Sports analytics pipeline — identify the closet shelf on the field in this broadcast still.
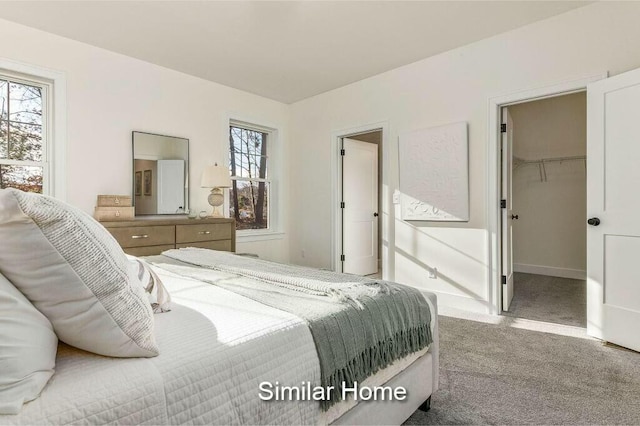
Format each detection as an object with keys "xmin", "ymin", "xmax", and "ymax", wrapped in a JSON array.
[{"xmin": 513, "ymin": 155, "xmax": 586, "ymax": 182}]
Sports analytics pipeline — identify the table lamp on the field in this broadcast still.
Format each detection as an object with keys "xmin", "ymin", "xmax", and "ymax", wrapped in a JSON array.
[{"xmin": 200, "ymin": 163, "xmax": 231, "ymax": 217}]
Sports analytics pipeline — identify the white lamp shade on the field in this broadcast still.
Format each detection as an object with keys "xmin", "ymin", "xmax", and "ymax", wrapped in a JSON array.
[{"xmin": 201, "ymin": 163, "xmax": 231, "ymax": 188}]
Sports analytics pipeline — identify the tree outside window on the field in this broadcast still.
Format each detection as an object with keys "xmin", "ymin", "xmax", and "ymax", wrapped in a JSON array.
[
  {"xmin": 0, "ymin": 77, "xmax": 45, "ymax": 193},
  {"xmin": 229, "ymin": 124, "xmax": 269, "ymax": 230}
]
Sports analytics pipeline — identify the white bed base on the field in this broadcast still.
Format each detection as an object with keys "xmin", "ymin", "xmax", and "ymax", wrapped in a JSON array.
[{"xmin": 332, "ymin": 293, "xmax": 439, "ymax": 425}]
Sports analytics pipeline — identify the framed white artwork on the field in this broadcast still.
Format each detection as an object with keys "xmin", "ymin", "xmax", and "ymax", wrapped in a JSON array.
[{"xmin": 398, "ymin": 122, "xmax": 469, "ymax": 221}]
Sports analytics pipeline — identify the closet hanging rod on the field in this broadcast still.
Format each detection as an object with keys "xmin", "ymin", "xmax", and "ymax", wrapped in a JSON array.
[
  {"xmin": 513, "ymin": 155, "xmax": 586, "ymax": 182},
  {"xmin": 517, "ymin": 155, "xmax": 586, "ymax": 164}
]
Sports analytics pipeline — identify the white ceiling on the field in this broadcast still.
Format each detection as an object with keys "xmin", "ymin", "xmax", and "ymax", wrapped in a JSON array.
[{"xmin": 0, "ymin": 1, "xmax": 591, "ymax": 103}]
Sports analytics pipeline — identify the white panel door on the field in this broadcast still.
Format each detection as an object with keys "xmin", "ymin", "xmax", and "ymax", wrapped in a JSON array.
[
  {"xmin": 587, "ymin": 67, "xmax": 640, "ymax": 351},
  {"xmin": 343, "ymin": 138, "xmax": 379, "ymax": 276},
  {"xmin": 501, "ymin": 108, "xmax": 514, "ymax": 311},
  {"xmin": 157, "ymin": 159, "xmax": 185, "ymax": 214}
]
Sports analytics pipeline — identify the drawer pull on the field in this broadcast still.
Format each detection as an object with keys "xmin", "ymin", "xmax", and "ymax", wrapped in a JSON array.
[
  {"xmin": 131, "ymin": 234, "xmax": 149, "ymax": 239},
  {"xmin": 198, "ymin": 231, "xmax": 211, "ymax": 235}
]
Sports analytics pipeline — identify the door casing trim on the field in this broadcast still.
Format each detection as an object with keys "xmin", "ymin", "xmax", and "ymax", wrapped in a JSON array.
[
  {"xmin": 486, "ymin": 73, "xmax": 606, "ymax": 315},
  {"xmin": 331, "ymin": 122, "xmax": 388, "ymax": 277}
]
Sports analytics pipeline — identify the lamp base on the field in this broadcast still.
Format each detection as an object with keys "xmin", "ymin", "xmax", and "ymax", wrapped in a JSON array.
[{"xmin": 207, "ymin": 187, "xmax": 225, "ymax": 218}]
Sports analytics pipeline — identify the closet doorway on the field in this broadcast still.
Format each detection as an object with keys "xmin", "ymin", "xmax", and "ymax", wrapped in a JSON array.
[
  {"xmin": 501, "ymin": 92, "xmax": 587, "ymax": 328},
  {"xmin": 339, "ymin": 130, "xmax": 383, "ymax": 278}
]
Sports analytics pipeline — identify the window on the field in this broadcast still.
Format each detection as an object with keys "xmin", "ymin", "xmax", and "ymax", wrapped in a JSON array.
[
  {"xmin": 229, "ymin": 122, "xmax": 271, "ymax": 231},
  {"xmin": 0, "ymin": 74, "xmax": 48, "ymax": 194}
]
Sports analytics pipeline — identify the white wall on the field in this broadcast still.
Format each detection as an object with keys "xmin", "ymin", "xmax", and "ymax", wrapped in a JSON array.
[
  {"xmin": 510, "ymin": 93, "xmax": 586, "ymax": 279},
  {"xmin": 0, "ymin": 18, "xmax": 290, "ymax": 261},
  {"xmin": 289, "ymin": 2, "xmax": 640, "ymax": 313}
]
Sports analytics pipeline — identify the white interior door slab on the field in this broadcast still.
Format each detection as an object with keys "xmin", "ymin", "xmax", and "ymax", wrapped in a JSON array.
[
  {"xmin": 587, "ymin": 67, "xmax": 640, "ymax": 351},
  {"xmin": 157, "ymin": 159, "xmax": 185, "ymax": 214},
  {"xmin": 501, "ymin": 108, "xmax": 514, "ymax": 311},
  {"xmin": 342, "ymin": 138, "xmax": 378, "ymax": 276}
]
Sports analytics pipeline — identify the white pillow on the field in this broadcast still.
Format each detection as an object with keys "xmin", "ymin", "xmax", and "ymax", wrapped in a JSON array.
[
  {"xmin": 0, "ymin": 189, "xmax": 158, "ymax": 358},
  {"xmin": 0, "ymin": 271, "xmax": 57, "ymax": 415}
]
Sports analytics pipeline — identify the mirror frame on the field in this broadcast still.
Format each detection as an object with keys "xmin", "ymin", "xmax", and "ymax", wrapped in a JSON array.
[{"xmin": 132, "ymin": 131, "xmax": 190, "ymax": 215}]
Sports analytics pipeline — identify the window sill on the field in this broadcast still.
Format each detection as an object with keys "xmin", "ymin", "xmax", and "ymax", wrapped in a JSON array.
[{"xmin": 236, "ymin": 231, "xmax": 285, "ymax": 243}]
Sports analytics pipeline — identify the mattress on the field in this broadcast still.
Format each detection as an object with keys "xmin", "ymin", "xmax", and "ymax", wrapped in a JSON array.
[{"xmin": 1, "ymin": 264, "xmax": 434, "ymax": 425}]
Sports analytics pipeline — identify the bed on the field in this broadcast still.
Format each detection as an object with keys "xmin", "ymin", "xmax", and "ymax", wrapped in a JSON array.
[
  {"xmin": 1, "ymin": 248, "xmax": 438, "ymax": 425},
  {"xmin": 0, "ymin": 188, "xmax": 438, "ymax": 424}
]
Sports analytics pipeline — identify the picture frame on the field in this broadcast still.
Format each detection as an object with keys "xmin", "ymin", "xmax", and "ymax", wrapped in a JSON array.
[
  {"xmin": 143, "ymin": 169, "xmax": 152, "ymax": 196},
  {"xmin": 135, "ymin": 171, "xmax": 142, "ymax": 196}
]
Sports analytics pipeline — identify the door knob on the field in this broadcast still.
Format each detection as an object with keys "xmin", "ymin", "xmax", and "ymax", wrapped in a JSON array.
[
  {"xmin": 511, "ymin": 214, "xmax": 519, "ymax": 220},
  {"xmin": 587, "ymin": 217, "xmax": 601, "ymax": 226},
  {"xmin": 373, "ymin": 212, "xmax": 379, "ymax": 217}
]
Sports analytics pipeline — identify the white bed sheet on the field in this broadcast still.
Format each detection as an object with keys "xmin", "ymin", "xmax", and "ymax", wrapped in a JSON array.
[
  {"xmin": 3, "ymin": 267, "xmax": 322, "ymax": 425},
  {"xmin": 1, "ymin": 265, "xmax": 433, "ymax": 425}
]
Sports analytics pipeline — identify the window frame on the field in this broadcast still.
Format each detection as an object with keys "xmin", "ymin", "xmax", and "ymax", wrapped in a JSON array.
[
  {"xmin": 228, "ymin": 119, "xmax": 282, "ymax": 240},
  {"xmin": 0, "ymin": 72, "xmax": 50, "ymax": 194},
  {"xmin": 0, "ymin": 59, "xmax": 67, "ymax": 200}
]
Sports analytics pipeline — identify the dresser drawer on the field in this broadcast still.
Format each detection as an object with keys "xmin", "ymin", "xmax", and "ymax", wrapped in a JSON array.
[
  {"xmin": 176, "ymin": 223, "xmax": 232, "ymax": 243},
  {"xmin": 106, "ymin": 225, "xmax": 175, "ymax": 248},
  {"xmin": 176, "ymin": 240, "xmax": 233, "ymax": 252}
]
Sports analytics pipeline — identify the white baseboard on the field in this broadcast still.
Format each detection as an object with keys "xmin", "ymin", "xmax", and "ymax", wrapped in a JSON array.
[{"xmin": 514, "ymin": 263, "xmax": 586, "ymax": 280}]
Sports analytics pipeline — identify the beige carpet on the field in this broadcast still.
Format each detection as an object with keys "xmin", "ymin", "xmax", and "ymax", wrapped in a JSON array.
[{"xmin": 405, "ymin": 310, "xmax": 640, "ymax": 425}]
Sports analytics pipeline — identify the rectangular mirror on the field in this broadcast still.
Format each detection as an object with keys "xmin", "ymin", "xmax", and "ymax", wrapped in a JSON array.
[{"xmin": 132, "ymin": 131, "xmax": 189, "ymax": 215}]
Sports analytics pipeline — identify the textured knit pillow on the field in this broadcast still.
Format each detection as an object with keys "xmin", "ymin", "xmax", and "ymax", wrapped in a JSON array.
[
  {"xmin": 0, "ymin": 271, "xmax": 57, "ymax": 414},
  {"xmin": 0, "ymin": 189, "xmax": 158, "ymax": 358}
]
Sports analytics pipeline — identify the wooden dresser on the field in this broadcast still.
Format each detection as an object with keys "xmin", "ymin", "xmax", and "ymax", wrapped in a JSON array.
[{"xmin": 101, "ymin": 216, "xmax": 236, "ymax": 256}]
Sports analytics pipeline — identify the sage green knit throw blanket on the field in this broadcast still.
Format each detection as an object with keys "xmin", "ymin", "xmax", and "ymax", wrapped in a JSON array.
[{"xmin": 155, "ymin": 248, "xmax": 433, "ymax": 409}]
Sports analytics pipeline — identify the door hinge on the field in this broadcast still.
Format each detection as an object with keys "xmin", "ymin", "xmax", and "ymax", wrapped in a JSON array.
[
  {"xmin": 502, "ymin": 275, "xmax": 507, "ymax": 285},
  {"xmin": 340, "ymin": 149, "xmax": 345, "ymax": 156},
  {"xmin": 340, "ymin": 254, "xmax": 345, "ymax": 261},
  {"xmin": 340, "ymin": 201, "xmax": 345, "ymax": 209},
  {"xmin": 501, "ymin": 199, "xmax": 506, "ymax": 208},
  {"xmin": 501, "ymin": 123, "xmax": 507, "ymax": 133}
]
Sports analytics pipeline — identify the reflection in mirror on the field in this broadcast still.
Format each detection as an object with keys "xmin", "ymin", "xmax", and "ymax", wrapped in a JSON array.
[{"xmin": 132, "ymin": 131, "xmax": 188, "ymax": 215}]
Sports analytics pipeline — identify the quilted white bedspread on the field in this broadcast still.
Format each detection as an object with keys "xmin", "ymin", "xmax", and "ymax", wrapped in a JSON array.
[
  {"xmin": 2, "ymin": 264, "xmax": 435, "ymax": 425},
  {"xmin": 1, "ymin": 267, "xmax": 324, "ymax": 425}
]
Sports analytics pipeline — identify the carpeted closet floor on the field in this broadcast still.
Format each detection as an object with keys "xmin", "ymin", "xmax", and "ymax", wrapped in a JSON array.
[
  {"xmin": 502, "ymin": 272, "xmax": 586, "ymax": 328},
  {"xmin": 405, "ymin": 274, "xmax": 640, "ymax": 425}
]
